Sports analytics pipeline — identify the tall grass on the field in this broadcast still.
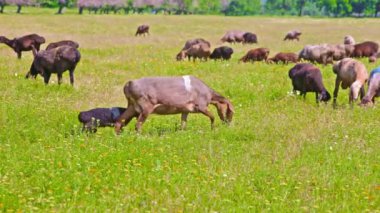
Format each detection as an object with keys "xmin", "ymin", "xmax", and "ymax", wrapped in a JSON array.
[{"xmin": 0, "ymin": 8, "xmax": 379, "ymax": 211}]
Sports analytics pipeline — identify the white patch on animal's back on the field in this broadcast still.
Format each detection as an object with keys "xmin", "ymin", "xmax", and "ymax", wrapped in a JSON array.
[{"xmin": 183, "ymin": 75, "xmax": 192, "ymax": 92}]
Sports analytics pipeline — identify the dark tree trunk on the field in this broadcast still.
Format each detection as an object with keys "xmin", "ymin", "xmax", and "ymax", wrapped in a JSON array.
[
  {"xmin": 376, "ymin": 3, "xmax": 380, "ymax": 17},
  {"xmin": 79, "ymin": 7, "xmax": 83, "ymax": 14},
  {"xmin": 57, "ymin": 6, "xmax": 64, "ymax": 14},
  {"xmin": 298, "ymin": 0, "xmax": 305, "ymax": 16},
  {"xmin": 16, "ymin": 5, "xmax": 21, "ymax": 14},
  {"xmin": 0, "ymin": 5, "xmax": 4, "ymax": 13}
]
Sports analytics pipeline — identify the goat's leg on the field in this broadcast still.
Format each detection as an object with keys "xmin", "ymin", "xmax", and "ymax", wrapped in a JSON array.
[
  {"xmin": 315, "ymin": 92, "xmax": 320, "ymax": 104},
  {"xmin": 57, "ymin": 73, "xmax": 63, "ymax": 85},
  {"xmin": 333, "ymin": 78, "xmax": 341, "ymax": 108},
  {"xmin": 114, "ymin": 106, "xmax": 137, "ymax": 134},
  {"xmin": 135, "ymin": 108, "xmax": 153, "ymax": 133},
  {"xmin": 181, "ymin": 113, "xmax": 189, "ymax": 130},
  {"xmin": 17, "ymin": 51, "xmax": 21, "ymax": 59},
  {"xmin": 360, "ymin": 86, "xmax": 365, "ymax": 100},
  {"xmin": 69, "ymin": 69, "xmax": 75, "ymax": 86},
  {"xmin": 199, "ymin": 108, "xmax": 215, "ymax": 129},
  {"xmin": 43, "ymin": 72, "xmax": 51, "ymax": 85}
]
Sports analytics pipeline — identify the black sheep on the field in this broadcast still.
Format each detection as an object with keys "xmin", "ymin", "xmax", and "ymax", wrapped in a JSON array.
[
  {"xmin": 25, "ymin": 45, "xmax": 81, "ymax": 86},
  {"xmin": 46, "ymin": 40, "xmax": 79, "ymax": 50},
  {"xmin": 289, "ymin": 63, "xmax": 331, "ymax": 103},
  {"xmin": 243, "ymin": 32, "xmax": 258, "ymax": 44},
  {"xmin": 210, "ymin": 46, "xmax": 234, "ymax": 60},
  {"xmin": 78, "ymin": 107, "xmax": 127, "ymax": 133}
]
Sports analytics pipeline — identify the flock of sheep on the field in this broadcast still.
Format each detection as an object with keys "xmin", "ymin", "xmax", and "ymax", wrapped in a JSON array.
[{"xmin": 1, "ymin": 25, "xmax": 380, "ymax": 134}]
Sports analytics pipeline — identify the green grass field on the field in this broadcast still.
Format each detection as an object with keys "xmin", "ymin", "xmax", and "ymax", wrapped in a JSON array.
[{"xmin": 0, "ymin": 7, "xmax": 379, "ymax": 211}]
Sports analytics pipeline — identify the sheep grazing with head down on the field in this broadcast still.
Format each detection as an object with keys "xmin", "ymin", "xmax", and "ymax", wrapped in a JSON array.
[
  {"xmin": 288, "ymin": 63, "xmax": 331, "ymax": 103},
  {"xmin": 344, "ymin": 35, "xmax": 355, "ymax": 45},
  {"xmin": 210, "ymin": 46, "xmax": 233, "ymax": 60},
  {"xmin": 332, "ymin": 58, "xmax": 368, "ymax": 106},
  {"xmin": 221, "ymin": 30, "xmax": 245, "ymax": 44},
  {"xmin": 177, "ymin": 43, "xmax": 211, "ymax": 62},
  {"xmin": 351, "ymin": 41, "xmax": 379, "ymax": 58},
  {"xmin": 176, "ymin": 38, "xmax": 210, "ymax": 61},
  {"xmin": 299, "ymin": 44, "xmax": 334, "ymax": 65},
  {"xmin": 25, "ymin": 45, "xmax": 81, "ymax": 86},
  {"xmin": 114, "ymin": 75, "xmax": 234, "ymax": 133},
  {"xmin": 361, "ymin": 67, "xmax": 380, "ymax": 106},
  {"xmin": 268, "ymin": 52, "xmax": 298, "ymax": 64},
  {"xmin": 78, "ymin": 107, "xmax": 126, "ymax": 133},
  {"xmin": 284, "ymin": 30, "xmax": 302, "ymax": 41},
  {"xmin": 242, "ymin": 32, "xmax": 258, "ymax": 44},
  {"xmin": 239, "ymin": 48, "xmax": 270, "ymax": 63},
  {"xmin": 135, "ymin": 24, "xmax": 150, "ymax": 36}
]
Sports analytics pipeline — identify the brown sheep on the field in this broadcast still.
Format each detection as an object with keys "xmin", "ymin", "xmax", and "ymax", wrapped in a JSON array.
[
  {"xmin": 135, "ymin": 25, "xmax": 150, "ymax": 36},
  {"xmin": 351, "ymin": 41, "xmax": 379, "ymax": 58},
  {"xmin": 177, "ymin": 43, "xmax": 211, "ymax": 62},
  {"xmin": 176, "ymin": 38, "xmax": 210, "ymax": 60},
  {"xmin": 45, "ymin": 40, "xmax": 79, "ymax": 50},
  {"xmin": 333, "ymin": 58, "xmax": 369, "ymax": 106},
  {"xmin": 114, "ymin": 76, "xmax": 234, "ymax": 133},
  {"xmin": 284, "ymin": 30, "xmax": 302, "ymax": 41},
  {"xmin": 239, "ymin": 48, "xmax": 270, "ymax": 63},
  {"xmin": 0, "ymin": 34, "xmax": 45, "ymax": 59},
  {"xmin": 268, "ymin": 52, "xmax": 298, "ymax": 64},
  {"xmin": 288, "ymin": 63, "xmax": 331, "ymax": 103},
  {"xmin": 221, "ymin": 30, "xmax": 245, "ymax": 44}
]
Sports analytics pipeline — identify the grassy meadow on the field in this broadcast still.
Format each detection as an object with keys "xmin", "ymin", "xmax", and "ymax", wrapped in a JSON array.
[{"xmin": 0, "ymin": 7, "xmax": 379, "ymax": 211}]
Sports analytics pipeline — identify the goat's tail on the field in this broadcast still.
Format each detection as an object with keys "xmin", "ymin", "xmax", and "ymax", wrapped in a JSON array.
[
  {"xmin": 211, "ymin": 91, "xmax": 234, "ymax": 124},
  {"xmin": 74, "ymin": 49, "xmax": 81, "ymax": 63}
]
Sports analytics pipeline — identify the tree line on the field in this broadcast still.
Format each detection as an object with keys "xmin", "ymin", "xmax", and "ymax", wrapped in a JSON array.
[{"xmin": 1, "ymin": 0, "xmax": 380, "ymax": 17}]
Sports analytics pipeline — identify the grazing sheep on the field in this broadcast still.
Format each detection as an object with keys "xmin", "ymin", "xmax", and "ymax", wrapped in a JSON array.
[
  {"xmin": 210, "ymin": 46, "xmax": 234, "ymax": 60},
  {"xmin": 361, "ymin": 67, "xmax": 380, "ymax": 106},
  {"xmin": 268, "ymin": 52, "xmax": 298, "ymax": 64},
  {"xmin": 176, "ymin": 38, "xmax": 210, "ymax": 60},
  {"xmin": 344, "ymin": 35, "xmax": 355, "ymax": 45},
  {"xmin": 328, "ymin": 44, "xmax": 354, "ymax": 61},
  {"xmin": 352, "ymin": 41, "xmax": 379, "ymax": 58},
  {"xmin": 114, "ymin": 76, "xmax": 234, "ymax": 133},
  {"xmin": 79, "ymin": 107, "xmax": 127, "ymax": 133},
  {"xmin": 221, "ymin": 30, "xmax": 245, "ymax": 44},
  {"xmin": 177, "ymin": 43, "xmax": 211, "ymax": 62},
  {"xmin": 243, "ymin": 32, "xmax": 258, "ymax": 44},
  {"xmin": 45, "ymin": 40, "xmax": 79, "ymax": 50},
  {"xmin": 369, "ymin": 53, "xmax": 380, "ymax": 63},
  {"xmin": 239, "ymin": 48, "xmax": 270, "ymax": 63},
  {"xmin": 289, "ymin": 63, "xmax": 331, "ymax": 103},
  {"xmin": 135, "ymin": 25, "xmax": 150, "ymax": 36},
  {"xmin": 299, "ymin": 44, "xmax": 334, "ymax": 65},
  {"xmin": 182, "ymin": 38, "xmax": 210, "ymax": 50},
  {"xmin": 0, "ymin": 34, "xmax": 45, "ymax": 59},
  {"xmin": 284, "ymin": 30, "xmax": 302, "ymax": 41},
  {"xmin": 333, "ymin": 58, "xmax": 369, "ymax": 106},
  {"xmin": 25, "ymin": 45, "xmax": 81, "ymax": 86}
]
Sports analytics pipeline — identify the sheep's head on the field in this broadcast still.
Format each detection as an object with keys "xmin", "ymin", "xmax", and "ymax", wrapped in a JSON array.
[
  {"xmin": 360, "ymin": 96, "xmax": 374, "ymax": 107},
  {"xmin": 319, "ymin": 90, "xmax": 331, "ymax": 102},
  {"xmin": 176, "ymin": 51, "xmax": 186, "ymax": 61}
]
